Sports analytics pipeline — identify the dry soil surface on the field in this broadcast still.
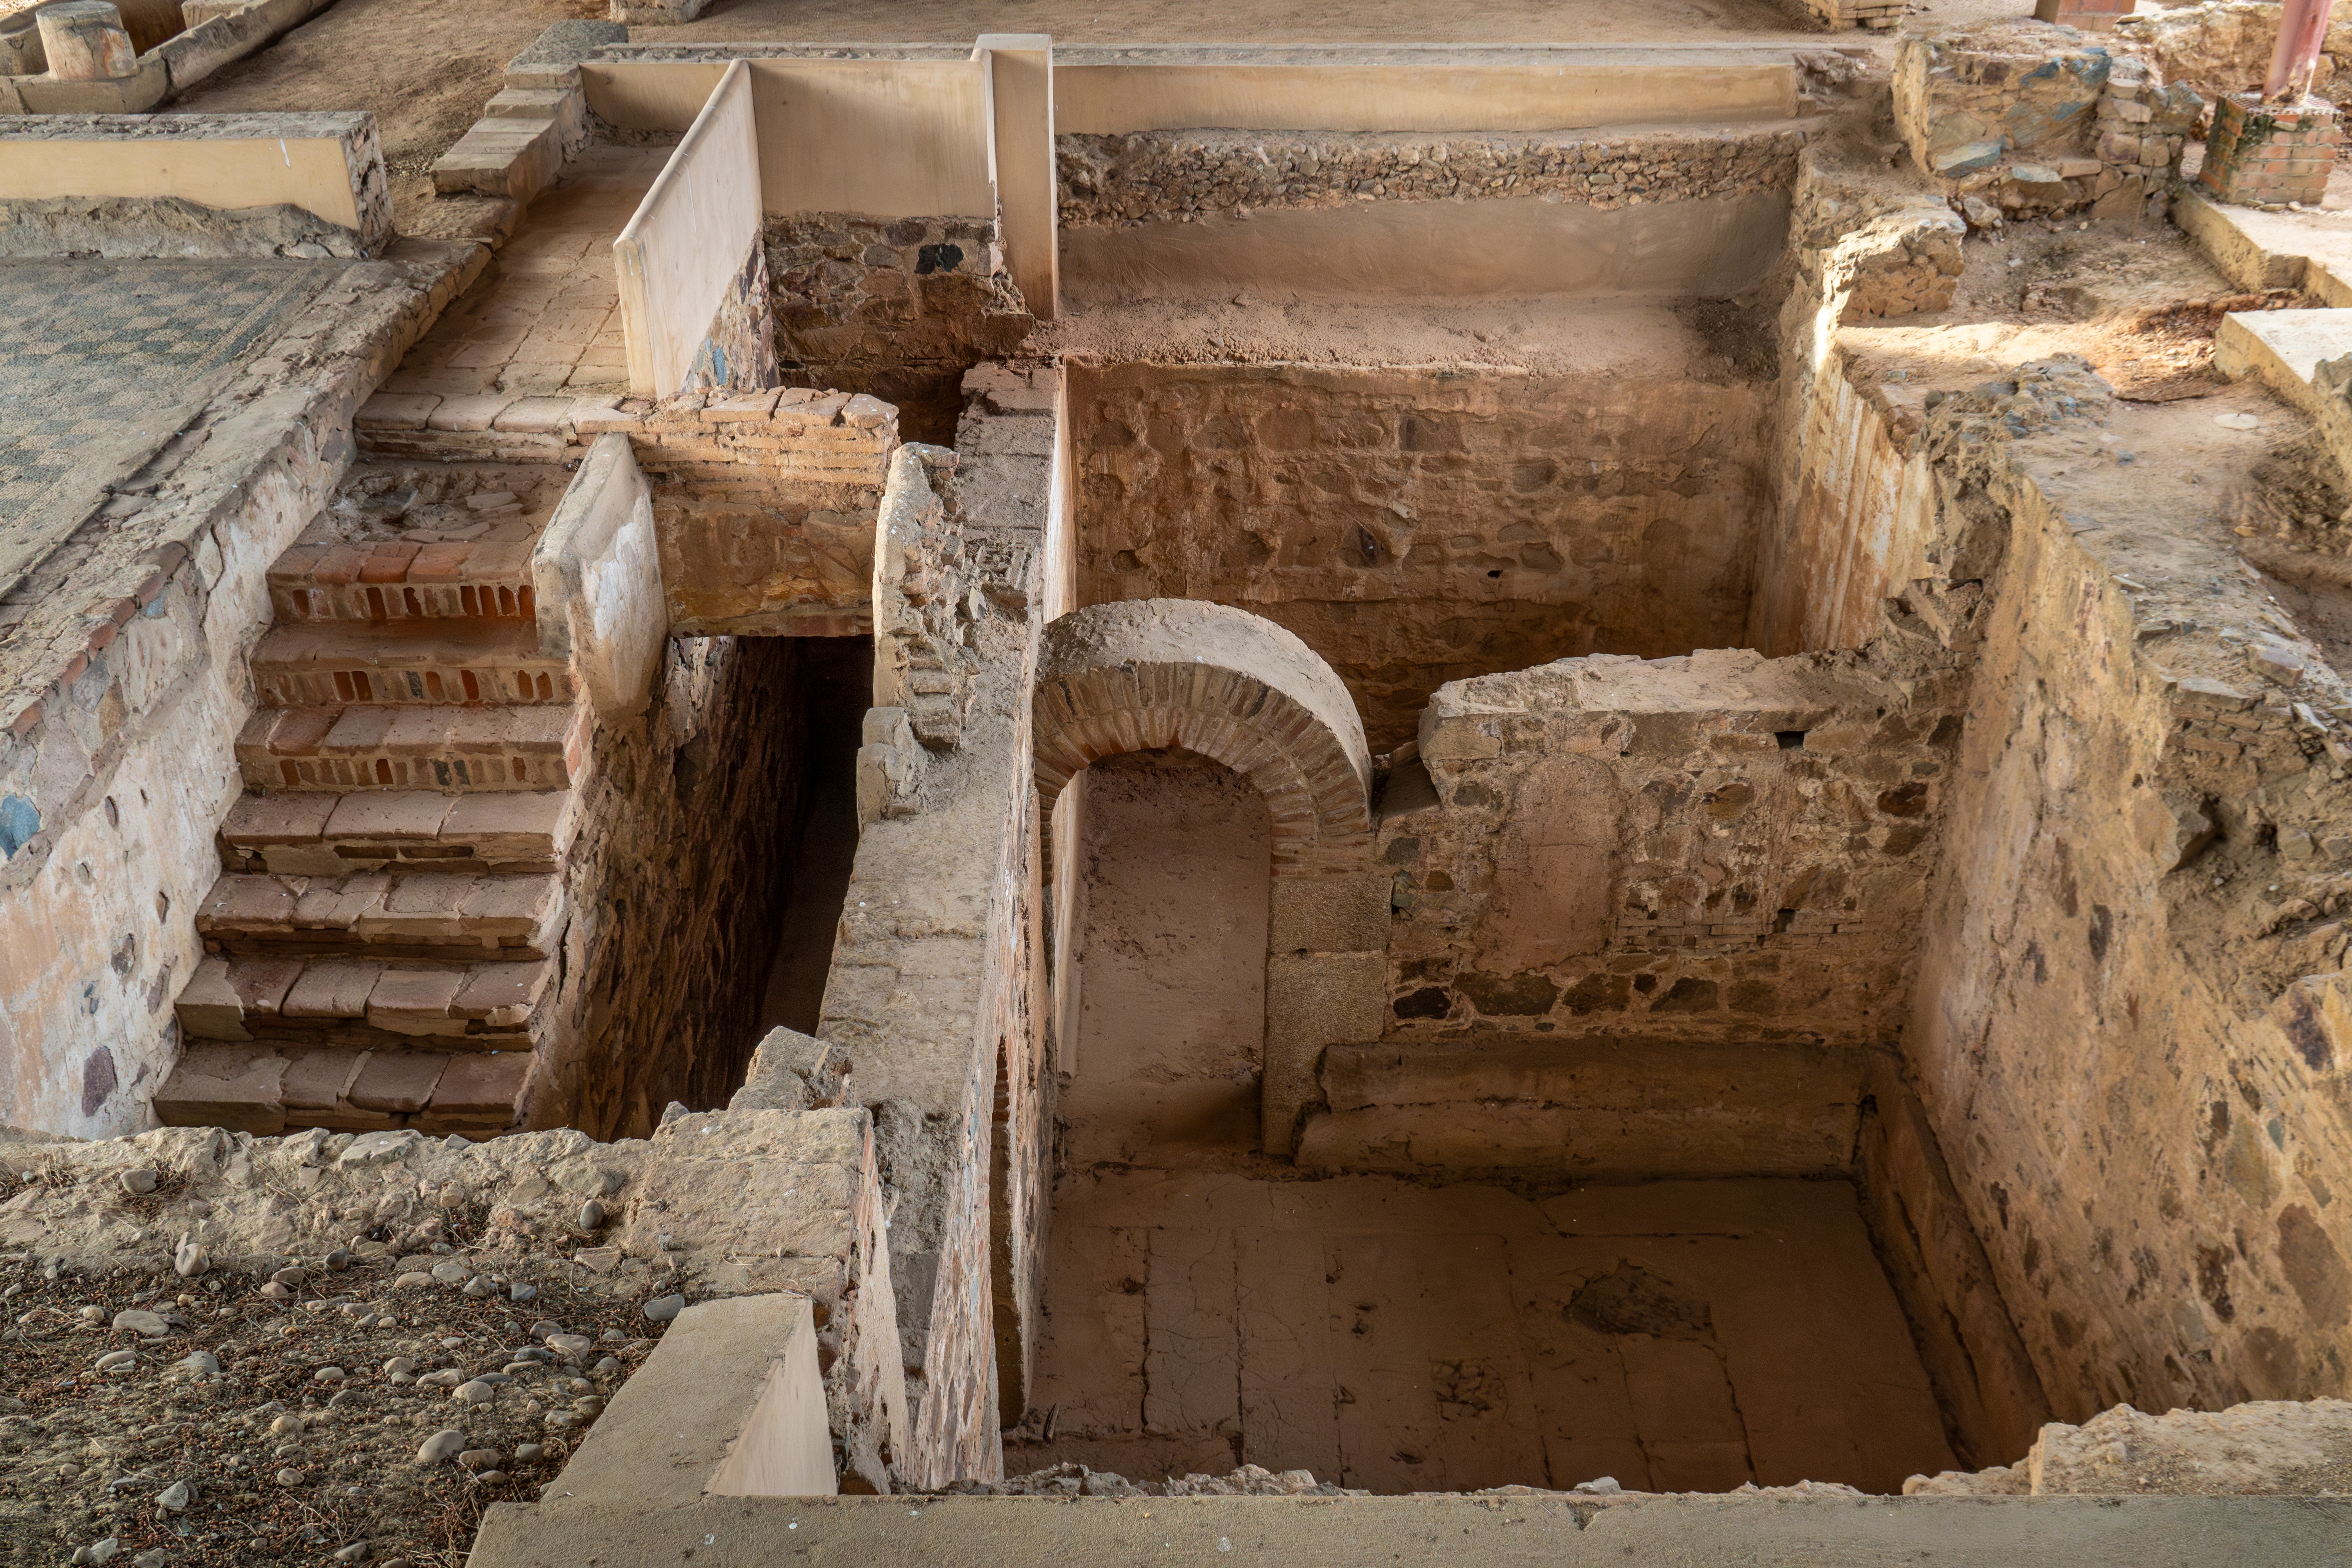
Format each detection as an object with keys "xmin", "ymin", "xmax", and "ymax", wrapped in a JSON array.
[
  {"xmin": 168, "ymin": 0, "xmax": 608, "ymax": 233},
  {"xmin": 0, "ymin": 1183, "xmax": 667, "ymax": 1568}
]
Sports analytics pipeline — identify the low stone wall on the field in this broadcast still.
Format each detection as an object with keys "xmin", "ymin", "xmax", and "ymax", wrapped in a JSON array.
[
  {"xmin": 1056, "ymin": 126, "xmax": 1808, "ymax": 226},
  {"xmin": 1894, "ymin": 23, "xmax": 2199, "ymax": 224},
  {"xmin": 764, "ymin": 214, "xmax": 1035, "ymax": 446}
]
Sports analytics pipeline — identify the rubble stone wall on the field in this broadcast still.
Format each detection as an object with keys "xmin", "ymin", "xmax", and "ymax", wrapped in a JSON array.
[
  {"xmin": 1069, "ymin": 363, "xmax": 1775, "ymax": 753},
  {"xmin": 1055, "ymin": 127, "xmax": 1807, "ymax": 226},
  {"xmin": 1894, "ymin": 24, "xmax": 2199, "ymax": 223},
  {"xmin": 1382, "ymin": 645, "xmax": 1961, "ymax": 1052},
  {"xmin": 764, "ymin": 215, "xmax": 1035, "ymax": 446}
]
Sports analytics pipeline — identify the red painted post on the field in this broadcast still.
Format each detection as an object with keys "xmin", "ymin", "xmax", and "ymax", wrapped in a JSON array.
[{"xmin": 2267, "ymin": 0, "xmax": 2338, "ymax": 102}]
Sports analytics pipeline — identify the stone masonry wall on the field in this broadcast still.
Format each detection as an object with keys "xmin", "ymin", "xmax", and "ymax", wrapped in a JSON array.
[
  {"xmin": 1900, "ymin": 359, "xmax": 2352, "ymax": 1420},
  {"xmin": 764, "ymin": 216, "xmax": 1035, "ymax": 446},
  {"xmin": 1383, "ymin": 645, "xmax": 1962, "ymax": 1052},
  {"xmin": 539, "ymin": 634, "xmax": 806, "ymax": 1140},
  {"xmin": 1071, "ymin": 363, "xmax": 1774, "ymax": 753},
  {"xmin": 818, "ymin": 367, "xmax": 1062, "ymax": 1487},
  {"xmin": 1894, "ymin": 24, "xmax": 2201, "ymax": 224},
  {"xmin": 1056, "ymin": 127, "xmax": 1808, "ymax": 227}
]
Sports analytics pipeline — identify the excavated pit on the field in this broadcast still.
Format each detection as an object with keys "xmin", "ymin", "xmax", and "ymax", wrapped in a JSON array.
[{"xmin": 1023, "ymin": 274, "xmax": 1986, "ymax": 1491}]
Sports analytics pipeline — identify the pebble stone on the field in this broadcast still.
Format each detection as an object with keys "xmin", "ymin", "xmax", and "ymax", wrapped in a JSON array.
[
  {"xmin": 72, "ymin": 1538, "xmax": 119, "ymax": 1566},
  {"xmin": 275, "ymin": 1467, "xmax": 304, "ymax": 1487},
  {"xmin": 414, "ymin": 1429, "xmax": 467, "ymax": 1467},
  {"xmin": 429, "ymin": 1260, "xmax": 469, "ymax": 1285},
  {"xmin": 94, "ymin": 1349, "xmax": 136, "ymax": 1371},
  {"xmin": 513, "ymin": 1443, "xmax": 545, "ymax": 1463},
  {"xmin": 544, "ymin": 1333, "xmax": 591, "ymax": 1359},
  {"xmin": 173, "ymin": 1238, "xmax": 208, "ymax": 1278},
  {"xmin": 453, "ymin": 1379, "xmax": 496, "ymax": 1405},
  {"xmin": 383, "ymin": 1355, "xmax": 418, "ymax": 1376},
  {"xmin": 508, "ymin": 1281, "xmax": 539, "ymax": 1303},
  {"xmin": 117, "ymin": 1168, "xmax": 156, "ymax": 1196},
  {"xmin": 642, "ymin": 1293, "xmax": 686, "ymax": 1324},
  {"xmin": 153, "ymin": 1480, "xmax": 190, "ymax": 1511},
  {"xmin": 394, "ymin": 1272, "xmax": 434, "ymax": 1289},
  {"xmin": 458, "ymin": 1448, "xmax": 503, "ymax": 1471},
  {"xmin": 110, "ymin": 1309, "xmax": 168, "ymax": 1337},
  {"xmin": 315, "ymin": 1365, "xmax": 346, "ymax": 1383},
  {"xmin": 593, "ymin": 1356, "xmax": 621, "ymax": 1376},
  {"xmin": 333, "ymin": 1544, "xmax": 369, "ymax": 1563},
  {"xmin": 171, "ymin": 1349, "xmax": 222, "ymax": 1378},
  {"xmin": 577, "ymin": 1199, "xmax": 605, "ymax": 1230}
]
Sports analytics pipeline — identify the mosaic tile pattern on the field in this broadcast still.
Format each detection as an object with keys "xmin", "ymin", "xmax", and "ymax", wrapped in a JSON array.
[{"xmin": 0, "ymin": 259, "xmax": 327, "ymax": 574}]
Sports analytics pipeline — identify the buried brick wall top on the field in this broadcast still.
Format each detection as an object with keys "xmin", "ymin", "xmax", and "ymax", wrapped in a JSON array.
[{"xmin": 1032, "ymin": 598, "xmax": 1373, "ymax": 872}]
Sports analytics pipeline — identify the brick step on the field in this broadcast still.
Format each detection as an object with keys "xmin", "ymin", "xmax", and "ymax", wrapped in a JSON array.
[
  {"xmin": 195, "ymin": 870, "xmax": 565, "ymax": 960},
  {"xmin": 252, "ymin": 618, "xmax": 573, "ymax": 708},
  {"xmin": 154, "ymin": 1042, "xmax": 532, "ymax": 1138},
  {"xmin": 269, "ymin": 536, "xmax": 537, "ymax": 626},
  {"xmin": 175, "ymin": 953, "xmax": 551, "ymax": 1049},
  {"xmin": 235, "ymin": 701, "xmax": 589, "ymax": 793},
  {"xmin": 220, "ymin": 790, "xmax": 574, "ymax": 876}
]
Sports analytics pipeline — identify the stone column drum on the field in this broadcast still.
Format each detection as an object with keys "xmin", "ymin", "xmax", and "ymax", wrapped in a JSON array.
[{"xmin": 37, "ymin": 1, "xmax": 136, "ymax": 81}]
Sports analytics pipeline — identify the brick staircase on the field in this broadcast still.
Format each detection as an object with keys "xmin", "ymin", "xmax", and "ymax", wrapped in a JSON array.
[{"xmin": 156, "ymin": 498, "xmax": 586, "ymax": 1139}]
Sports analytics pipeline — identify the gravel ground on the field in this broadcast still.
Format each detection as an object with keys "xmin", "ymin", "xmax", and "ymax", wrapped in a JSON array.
[{"xmin": 0, "ymin": 1173, "xmax": 669, "ymax": 1568}]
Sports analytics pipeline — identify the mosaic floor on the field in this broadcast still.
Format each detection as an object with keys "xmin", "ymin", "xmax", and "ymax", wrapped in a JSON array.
[{"xmin": 0, "ymin": 259, "xmax": 328, "ymax": 591}]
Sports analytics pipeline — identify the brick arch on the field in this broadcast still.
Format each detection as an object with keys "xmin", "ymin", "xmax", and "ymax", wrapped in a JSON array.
[{"xmin": 1032, "ymin": 599, "xmax": 1373, "ymax": 870}]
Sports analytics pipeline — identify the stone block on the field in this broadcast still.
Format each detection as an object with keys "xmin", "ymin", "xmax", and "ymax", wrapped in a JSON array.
[
  {"xmin": 430, "ymin": 116, "xmax": 561, "ymax": 204},
  {"xmin": 350, "ymin": 1051, "xmax": 448, "ymax": 1113},
  {"xmin": 152, "ymin": 1046, "xmax": 287, "ymax": 1134},
  {"xmin": 158, "ymin": 14, "xmax": 243, "ymax": 91},
  {"xmin": 426, "ymin": 1050, "xmax": 532, "ymax": 1121},
  {"xmin": 175, "ymin": 955, "xmax": 249, "ymax": 1039},
  {"xmin": 38, "ymin": 2, "xmax": 135, "ymax": 81},
  {"xmin": 16, "ymin": 53, "xmax": 167, "ymax": 112},
  {"xmin": 502, "ymin": 18, "xmax": 625, "ymax": 91},
  {"xmin": 1262, "ymin": 950, "xmax": 1387, "ymax": 1154},
  {"xmin": 1268, "ymin": 870, "xmax": 1392, "ymax": 954},
  {"xmin": 279, "ymin": 1047, "xmax": 361, "ymax": 1110}
]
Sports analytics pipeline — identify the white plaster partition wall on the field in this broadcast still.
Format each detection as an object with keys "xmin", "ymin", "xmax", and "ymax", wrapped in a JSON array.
[
  {"xmin": 532, "ymin": 434, "xmax": 666, "ymax": 719},
  {"xmin": 976, "ymin": 34, "xmax": 1057, "ymax": 320},
  {"xmin": 0, "ymin": 111, "xmax": 389, "ymax": 247},
  {"xmin": 612, "ymin": 57, "xmax": 761, "ymax": 398},
  {"xmin": 1052, "ymin": 45, "xmax": 1799, "ymax": 133},
  {"xmin": 744, "ymin": 57, "xmax": 993, "ymax": 218}
]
